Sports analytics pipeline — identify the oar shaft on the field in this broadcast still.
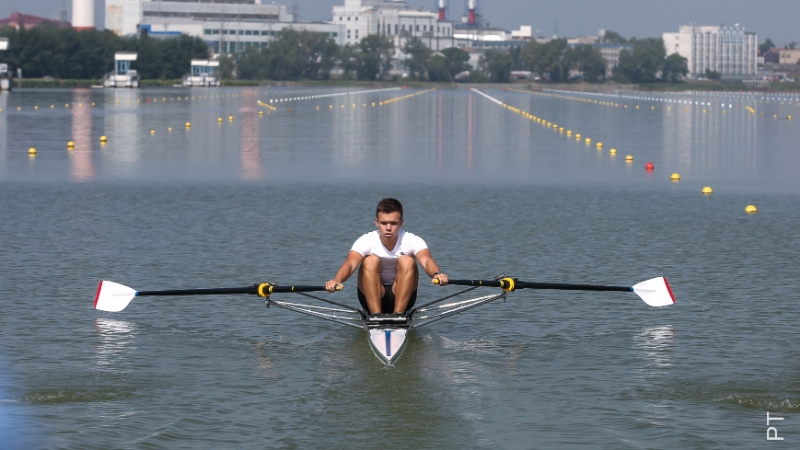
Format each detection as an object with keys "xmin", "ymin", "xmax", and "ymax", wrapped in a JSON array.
[
  {"xmin": 137, "ymin": 286, "xmax": 253, "ymax": 296},
  {"xmin": 136, "ymin": 285, "xmax": 330, "ymax": 297},
  {"xmin": 446, "ymin": 279, "xmax": 632, "ymax": 292}
]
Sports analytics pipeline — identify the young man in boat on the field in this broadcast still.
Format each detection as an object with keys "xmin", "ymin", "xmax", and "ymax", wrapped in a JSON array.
[{"xmin": 325, "ymin": 198, "xmax": 448, "ymax": 320}]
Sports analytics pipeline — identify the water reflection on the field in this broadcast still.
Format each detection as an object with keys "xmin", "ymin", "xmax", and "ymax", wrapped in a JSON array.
[
  {"xmin": 103, "ymin": 89, "xmax": 140, "ymax": 177},
  {"xmin": 240, "ymin": 87, "xmax": 262, "ymax": 180},
  {"xmin": 0, "ymin": 93, "xmax": 6, "ymax": 174},
  {"xmin": 467, "ymin": 91, "xmax": 473, "ymax": 169},
  {"xmin": 94, "ymin": 318, "xmax": 137, "ymax": 371},
  {"xmin": 633, "ymin": 325, "xmax": 674, "ymax": 371},
  {"xmin": 662, "ymin": 101, "xmax": 757, "ymax": 177},
  {"xmin": 70, "ymin": 89, "xmax": 94, "ymax": 181}
]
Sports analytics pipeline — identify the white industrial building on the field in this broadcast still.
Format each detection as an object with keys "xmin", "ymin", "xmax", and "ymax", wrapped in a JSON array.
[
  {"xmin": 331, "ymin": 0, "xmax": 458, "ymax": 50},
  {"xmin": 105, "ymin": 0, "xmax": 346, "ymax": 52},
  {"xmin": 663, "ymin": 24, "xmax": 757, "ymax": 79}
]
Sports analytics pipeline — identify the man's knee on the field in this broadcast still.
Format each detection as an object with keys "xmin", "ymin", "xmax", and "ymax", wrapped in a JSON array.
[
  {"xmin": 362, "ymin": 255, "xmax": 381, "ymax": 272},
  {"xmin": 396, "ymin": 255, "xmax": 417, "ymax": 272}
]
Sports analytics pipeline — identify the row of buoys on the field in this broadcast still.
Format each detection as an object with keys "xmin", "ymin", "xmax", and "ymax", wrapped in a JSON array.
[
  {"xmin": 501, "ymin": 91, "xmax": 761, "ymax": 211},
  {"xmin": 3, "ymin": 93, "xmax": 259, "ymax": 113},
  {"xmin": 380, "ymin": 87, "xmax": 437, "ymax": 106}
]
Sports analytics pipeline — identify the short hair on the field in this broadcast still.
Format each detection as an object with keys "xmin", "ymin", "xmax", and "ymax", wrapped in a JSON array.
[{"xmin": 376, "ymin": 198, "xmax": 403, "ymax": 218}]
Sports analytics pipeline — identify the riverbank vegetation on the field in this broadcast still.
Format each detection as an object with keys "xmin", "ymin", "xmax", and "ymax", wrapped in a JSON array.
[{"xmin": 0, "ymin": 23, "xmax": 209, "ymax": 79}]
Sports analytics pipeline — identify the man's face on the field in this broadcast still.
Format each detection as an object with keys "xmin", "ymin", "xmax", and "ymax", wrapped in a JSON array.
[{"xmin": 375, "ymin": 211, "xmax": 403, "ymax": 241}]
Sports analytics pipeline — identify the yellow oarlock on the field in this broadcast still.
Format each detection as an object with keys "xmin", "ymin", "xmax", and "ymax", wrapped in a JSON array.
[
  {"xmin": 257, "ymin": 283, "xmax": 274, "ymax": 297},
  {"xmin": 498, "ymin": 277, "xmax": 516, "ymax": 292}
]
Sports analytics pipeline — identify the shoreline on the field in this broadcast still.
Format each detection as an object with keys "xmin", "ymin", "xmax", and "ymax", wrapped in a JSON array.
[{"xmin": 7, "ymin": 78, "xmax": 800, "ymax": 93}]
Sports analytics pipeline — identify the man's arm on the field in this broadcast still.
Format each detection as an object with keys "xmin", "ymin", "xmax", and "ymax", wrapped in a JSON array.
[
  {"xmin": 325, "ymin": 251, "xmax": 365, "ymax": 292},
  {"xmin": 415, "ymin": 249, "xmax": 449, "ymax": 285}
]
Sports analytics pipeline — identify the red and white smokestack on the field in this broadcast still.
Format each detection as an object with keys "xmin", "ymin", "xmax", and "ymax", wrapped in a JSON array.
[
  {"xmin": 467, "ymin": 0, "xmax": 476, "ymax": 25},
  {"xmin": 72, "ymin": 0, "xmax": 95, "ymax": 31},
  {"xmin": 438, "ymin": 0, "xmax": 446, "ymax": 21}
]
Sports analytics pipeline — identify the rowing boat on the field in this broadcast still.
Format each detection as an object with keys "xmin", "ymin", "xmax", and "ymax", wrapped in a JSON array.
[{"xmin": 93, "ymin": 276, "xmax": 674, "ymax": 365}]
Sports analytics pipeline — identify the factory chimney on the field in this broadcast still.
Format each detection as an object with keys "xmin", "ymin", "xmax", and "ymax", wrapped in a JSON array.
[
  {"xmin": 467, "ymin": 0, "xmax": 476, "ymax": 25},
  {"xmin": 437, "ymin": 0, "xmax": 446, "ymax": 21},
  {"xmin": 72, "ymin": 0, "xmax": 95, "ymax": 31}
]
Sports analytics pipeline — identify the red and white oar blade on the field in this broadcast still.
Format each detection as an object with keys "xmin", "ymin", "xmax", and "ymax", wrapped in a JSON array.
[
  {"xmin": 632, "ymin": 277, "xmax": 676, "ymax": 307},
  {"xmin": 94, "ymin": 281, "xmax": 137, "ymax": 312}
]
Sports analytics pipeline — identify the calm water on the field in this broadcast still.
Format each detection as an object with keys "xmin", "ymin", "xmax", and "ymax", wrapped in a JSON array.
[{"xmin": 1, "ymin": 86, "xmax": 799, "ymax": 449}]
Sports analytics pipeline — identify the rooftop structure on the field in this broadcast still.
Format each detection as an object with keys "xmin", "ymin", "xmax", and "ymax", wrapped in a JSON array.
[{"xmin": 0, "ymin": 12, "xmax": 71, "ymax": 30}]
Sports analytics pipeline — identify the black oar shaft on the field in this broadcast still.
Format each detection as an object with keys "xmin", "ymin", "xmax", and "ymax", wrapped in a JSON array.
[
  {"xmin": 137, "ymin": 287, "xmax": 253, "ymax": 296},
  {"xmin": 136, "ymin": 285, "xmax": 330, "ymax": 297},
  {"xmin": 446, "ymin": 279, "xmax": 632, "ymax": 292}
]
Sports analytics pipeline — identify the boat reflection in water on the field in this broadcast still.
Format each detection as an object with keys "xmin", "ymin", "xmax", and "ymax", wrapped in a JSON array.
[
  {"xmin": 102, "ymin": 88, "xmax": 140, "ymax": 178},
  {"xmin": 240, "ymin": 87, "xmax": 262, "ymax": 180},
  {"xmin": 70, "ymin": 89, "xmax": 94, "ymax": 181}
]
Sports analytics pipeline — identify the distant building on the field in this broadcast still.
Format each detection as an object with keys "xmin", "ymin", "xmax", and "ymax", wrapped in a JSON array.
[
  {"xmin": 593, "ymin": 43, "xmax": 632, "ymax": 77},
  {"xmin": 663, "ymin": 24, "xmax": 757, "ymax": 79},
  {"xmin": 331, "ymin": 0, "xmax": 457, "ymax": 50},
  {"xmin": 779, "ymin": 49, "xmax": 800, "ymax": 65},
  {"xmin": 0, "ymin": 12, "xmax": 71, "ymax": 30},
  {"xmin": 104, "ymin": 0, "xmax": 345, "ymax": 54},
  {"xmin": 510, "ymin": 26, "xmax": 532, "ymax": 41}
]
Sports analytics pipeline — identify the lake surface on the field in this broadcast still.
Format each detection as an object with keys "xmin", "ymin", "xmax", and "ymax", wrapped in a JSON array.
[{"xmin": 1, "ymin": 86, "xmax": 799, "ymax": 448}]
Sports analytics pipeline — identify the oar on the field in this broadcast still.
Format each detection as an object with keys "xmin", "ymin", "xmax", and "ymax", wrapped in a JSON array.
[
  {"xmin": 94, "ymin": 280, "xmax": 341, "ymax": 312},
  {"xmin": 435, "ymin": 277, "xmax": 675, "ymax": 307}
]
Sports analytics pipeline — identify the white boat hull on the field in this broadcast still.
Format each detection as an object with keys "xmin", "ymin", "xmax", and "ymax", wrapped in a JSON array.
[{"xmin": 368, "ymin": 327, "xmax": 408, "ymax": 365}]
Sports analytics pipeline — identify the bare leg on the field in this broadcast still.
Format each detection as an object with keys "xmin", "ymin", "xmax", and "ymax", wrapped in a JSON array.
[
  {"xmin": 392, "ymin": 255, "xmax": 419, "ymax": 313},
  {"xmin": 357, "ymin": 255, "xmax": 385, "ymax": 314}
]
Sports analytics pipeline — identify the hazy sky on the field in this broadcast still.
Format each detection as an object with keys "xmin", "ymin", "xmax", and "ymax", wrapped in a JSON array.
[{"xmin": 7, "ymin": 0, "xmax": 799, "ymax": 45}]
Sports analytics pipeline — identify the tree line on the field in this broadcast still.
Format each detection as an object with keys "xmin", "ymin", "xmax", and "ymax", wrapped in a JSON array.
[
  {"xmin": 0, "ymin": 22, "xmax": 210, "ymax": 79},
  {"xmin": 1, "ymin": 22, "xmax": 692, "ymax": 84}
]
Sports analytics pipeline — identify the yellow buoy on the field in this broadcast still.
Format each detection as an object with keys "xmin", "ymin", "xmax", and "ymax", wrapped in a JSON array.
[
  {"xmin": 51, "ymin": 105, "xmax": 55, "ymax": 109},
  {"xmin": 218, "ymin": 117, "xmax": 223, "ymax": 122},
  {"xmin": 28, "ymin": 147, "xmax": 37, "ymax": 155},
  {"xmin": 185, "ymin": 122, "xmax": 191, "ymax": 128},
  {"xmin": 625, "ymin": 155, "xmax": 633, "ymax": 162},
  {"xmin": 168, "ymin": 127, "xmax": 173, "ymax": 132},
  {"xmin": 566, "ymin": 130, "xmax": 572, "ymax": 136},
  {"xmin": 575, "ymin": 133, "xmax": 581, "ymax": 139},
  {"xmin": 596, "ymin": 142, "xmax": 603, "ymax": 148},
  {"xmin": 228, "ymin": 116, "xmax": 234, "ymax": 121},
  {"xmin": 670, "ymin": 173, "xmax": 681, "ymax": 181},
  {"xmin": 65, "ymin": 104, "xmax": 69, "ymax": 108},
  {"xmin": 259, "ymin": 111, "xmax": 264, "ymax": 115},
  {"xmin": 34, "ymin": 105, "xmax": 38, "ymax": 110},
  {"xmin": 585, "ymin": 138, "xmax": 591, "ymax": 143},
  {"xmin": 372, "ymin": 102, "xmax": 376, "ymax": 106},
  {"xmin": 745, "ymin": 205, "xmax": 758, "ymax": 214},
  {"xmin": 100, "ymin": 136, "xmax": 107, "ymax": 143},
  {"xmin": 150, "ymin": 130, "xmax": 156, "ymax": 135},
  {"xmin": 67, "ymin": 141, "xmax": 75, "ymax": 148},
  {"xmin": 609, "ymin": 148, "xmax": 617, "ymax": 155},
  {"xmin": 788, "ymin": 115, "xmax": 793, "ymax": 120},
  {"xmin": 702, "ymin": 186, "xmax": 713, "ymax": 195}
]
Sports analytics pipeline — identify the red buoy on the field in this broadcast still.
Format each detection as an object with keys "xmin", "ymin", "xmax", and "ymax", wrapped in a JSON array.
[{"xmin": 645, "ymin": 162, "xmax": 655, "ymax": 171}]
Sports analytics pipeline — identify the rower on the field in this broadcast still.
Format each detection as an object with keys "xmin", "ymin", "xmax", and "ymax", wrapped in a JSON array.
[{"xmin": 325, "ymin": 198, "xmax": 449, "ymax": 319}]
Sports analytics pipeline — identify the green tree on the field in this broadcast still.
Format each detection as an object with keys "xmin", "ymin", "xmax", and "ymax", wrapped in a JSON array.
[
  {"xmin": 440, "ymin": 47, "xmax": 471, "ymax": 79},
  {"xmin": 615, "ymin": 38, "xmax": 665, "ymax": 83},
  {"xmin": 337, "ymin": 44, "xmax": 359, "ymax": 80},
  {"xmin": 218, "ymin": 54, "xmax": 235, "ymax": 80},
  {"xmin": 427, "ymin": 54, "xmax": 452, "ymax": 82},
  {"xmin": 520, "ymin": 39, "xmax": 572, "ymax": 82},
  {"xmin": 704, "ymin": 68, "xmax": 721, "ymax": 80},
  {"xmin": 662, "ymin": 53, "xmax": 688, "ymax": 82},
  {"xmin": 479, "ymin": 49, "xmax": 513, "ymax": 82},
  {"xmin": 786, "ymin": 42, "xmax": 798, "ymax": 50},
  {"xmin": 569, "ymin": 45, "xmax": 606, "ymax": 81},
  {"xmin": 602, "ymin": 30, "xmax": 627, "ymax": 44},
  {"xmin": 759, "ymin": 38, "xmax": 775, "ymax": 55},
  {"xmin": 355, "ymin": 34, "xmax": 393, "ymax": 80},
  {"xmin": 402, "ymin": 37, "xmax": 432, "ymax": 80}
]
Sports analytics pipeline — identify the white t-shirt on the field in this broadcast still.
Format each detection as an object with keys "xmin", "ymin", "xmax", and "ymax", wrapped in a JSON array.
[{"xmin": 351, "ymin": 230, "xmax": 428, "ymax": 283}]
